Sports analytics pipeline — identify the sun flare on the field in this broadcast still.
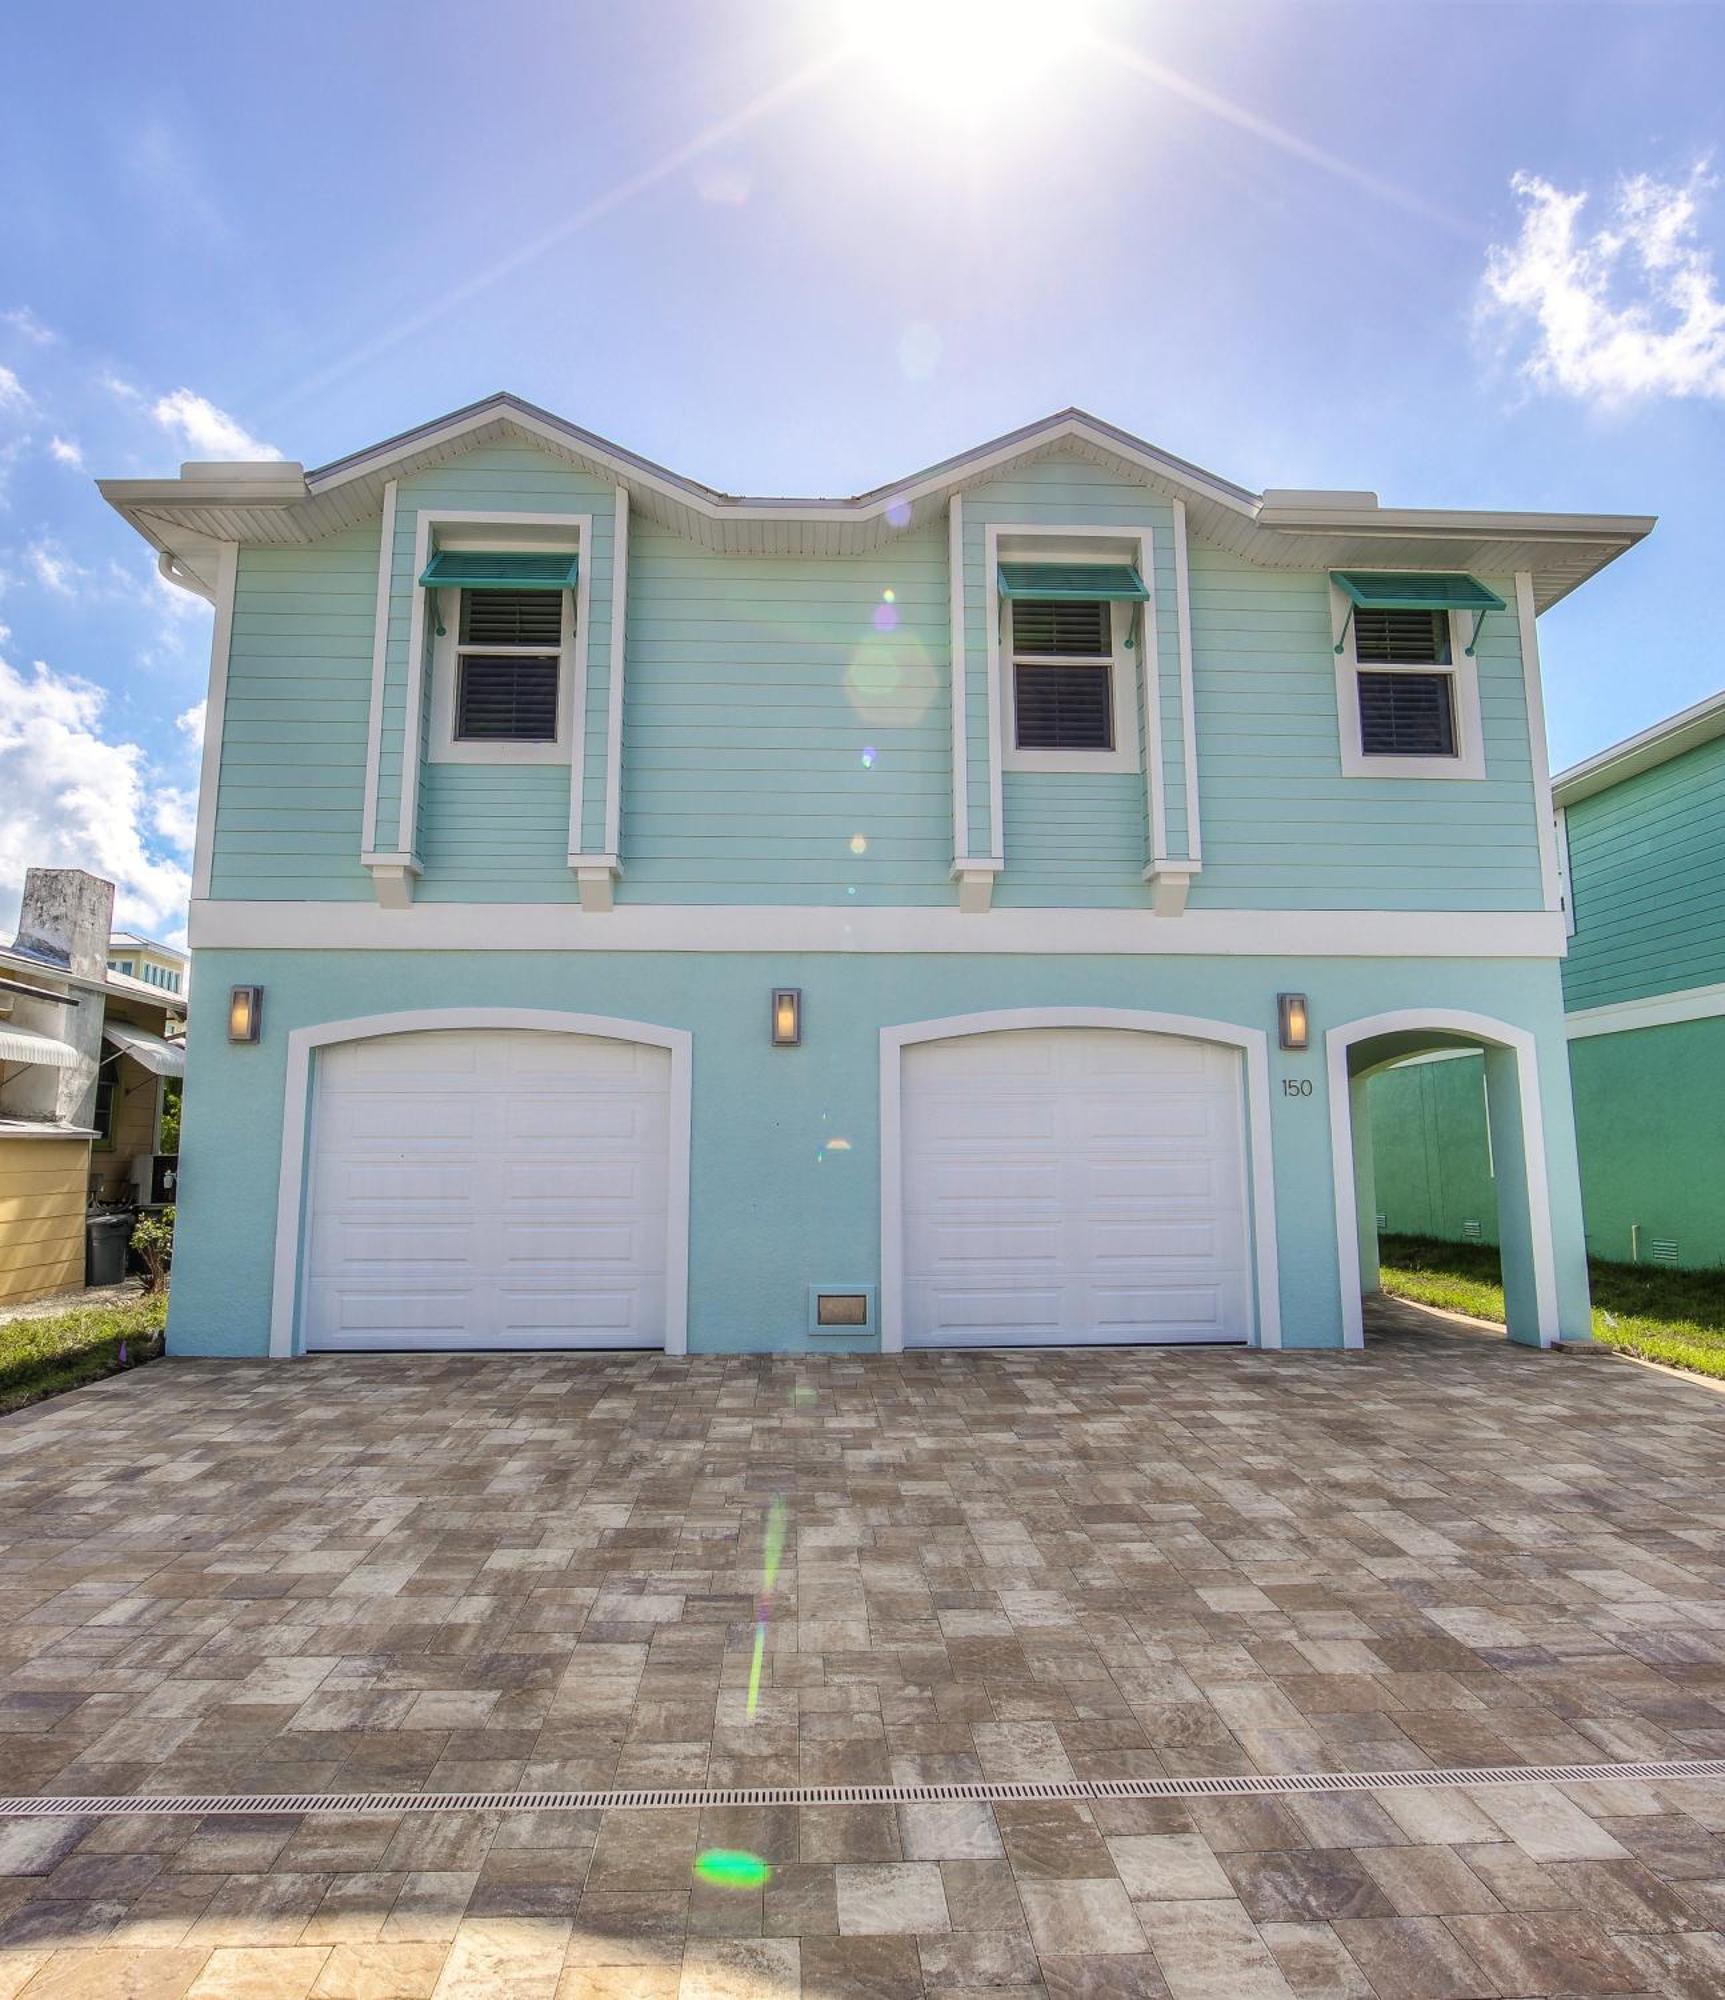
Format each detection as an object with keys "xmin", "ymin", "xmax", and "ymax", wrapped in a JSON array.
[{"xmin": 841, "ymin": 0, "xmax": 1096, "ymax": 118}]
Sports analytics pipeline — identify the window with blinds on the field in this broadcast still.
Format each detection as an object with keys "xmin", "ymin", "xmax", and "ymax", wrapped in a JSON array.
[
  {"xmin": 1011, "ymin": 598, "xmax": 1114, "ymax": 752},
  {"xmin": 453, "ymin": 587, "xmax": 562, "ymax": 743},
  {"xmin": 1353, "ymin": 606, "xmax": 1451, "ymax": 665},
  {"xmin": 1357, "ymin": 671, "xmax": 1456, "ymax": 757}
]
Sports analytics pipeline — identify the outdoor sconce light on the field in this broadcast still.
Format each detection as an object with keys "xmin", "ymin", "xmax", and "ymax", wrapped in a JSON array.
[
  {"xmin": 770, "ymin": 987, "xmax": 802, "ymax": 1047},
  {"xmin": 228, "ymin": 985, "xmax": 263, "ymax": 1044},
  {"xmin": 1277, "ymin": 992, "xmax": 1309, "ymax": 1052}
]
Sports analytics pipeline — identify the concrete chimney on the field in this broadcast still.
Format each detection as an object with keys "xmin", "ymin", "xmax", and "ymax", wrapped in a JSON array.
[{"xmin": 4, "ymin": 869, "xmax": 115, "ymax": 1128}]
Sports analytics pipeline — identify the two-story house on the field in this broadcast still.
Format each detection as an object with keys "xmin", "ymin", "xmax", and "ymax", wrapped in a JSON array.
[
  {"xmin": 107, "ymin": 931, "xmax": 189, "ymax": 1000},
  {"xmin": 1372, "ymin": 687, "xmax": 1723, "ymax": 1271},
  {"xmin": 101, "ymin": 397, "xmax": 1649, "ymax": 1358}
]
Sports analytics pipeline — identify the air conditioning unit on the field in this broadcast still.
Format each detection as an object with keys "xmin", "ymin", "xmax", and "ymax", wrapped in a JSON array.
[{"xmin": 128, "ymin": 1153, "xmax": 179, "ymax": 1206}]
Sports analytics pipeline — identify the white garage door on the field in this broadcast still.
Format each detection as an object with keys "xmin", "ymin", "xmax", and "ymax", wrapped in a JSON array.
[
  {"xmin": 902, "ymin": 1027, "xmax": 1251, "ymax": 1346},
  {"xmin": 303, "ymin": 1028, "xmax": 671, "ymax": 1351}
]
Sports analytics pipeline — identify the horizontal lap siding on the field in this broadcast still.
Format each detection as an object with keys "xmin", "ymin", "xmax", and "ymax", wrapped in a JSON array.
[
  {"xmin": 965, "ymin": 457, "xmax": 1166, "ymax": 904},
  {"xmin": 211, "ymin": 535, "xmax": 375, "ymax": 901},
  {"xmin": 1190, "ymin": 554, "xmax": 1545, "ymax": 911},
  {"xmin": 1563, "ymin": 735, "xmax": 1725, "ymax": 1009},
  {"xmin": 0, "ymin": 1137, "xmax": 89, "ymax": 1306},
  {"xmin": 617, "ymin": 529, "xmax": 951, "ymax": 905}
]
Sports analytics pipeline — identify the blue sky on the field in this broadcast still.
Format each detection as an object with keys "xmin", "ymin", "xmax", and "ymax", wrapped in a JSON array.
[{"xmin": 2, "ymin": 0, "xmax": 1722, "ymax": 938}]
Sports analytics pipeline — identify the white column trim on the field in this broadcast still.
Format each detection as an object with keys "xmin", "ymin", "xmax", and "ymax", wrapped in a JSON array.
[
  {"xmin": 1516, "ymin": 571, "xmax": 1562, "ymax": 914},
  {"xmin": 948, "ymin": 494, "xmax": 970, "ymax": 867},
  {"xmin": 1138, "ymin": 526, "xmax": 1168, "ymax": 866},
  {"xmin": 602, "ymin": 485, "xmax": 629, "ymax": 865},
  {"xmin": 360, "ymin": 479, "xmax": 397, "ymax": 861},
  {"xmin": 189, "ymin": 542, "xmax": 238, "ymax": 903},
  {"xmin": 1171, "ymin": 498, "xmax": 1201, "ymax": 863},
  {"xmin": 1326, "ymin": 1007, "xmax": 1559, "ymax": 1350},
  {"xmin": 981, "ymin": 522, "xmax": 1006, "ymax": 864},
  {"xmin": 397, "ymin": 508, "xmax": 432, "ymax": 857},
  {"xmin": 879, "ymin": 1006, "xmax": 1281, "ymax": 1356},
  {"xmin": 268, "ymin": 1006, "xmax": 693, "ymax": 1360}
]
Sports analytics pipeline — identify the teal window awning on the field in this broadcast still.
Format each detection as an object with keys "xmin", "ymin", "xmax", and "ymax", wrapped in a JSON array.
[
  {"xmin": 419, "ymin": 550, "xmax": 579, "ymax": 591},
  {"xmin": 998, "ymin": 561, "xmax": 1149, "ymax": 601},
  {"xmin": 1331, "ymin": 571, "xmax": 1505, "ymax": 657},
  {"xmin": 1330, "ymin": 571, "xmax": 1505, "ymax": 613}
]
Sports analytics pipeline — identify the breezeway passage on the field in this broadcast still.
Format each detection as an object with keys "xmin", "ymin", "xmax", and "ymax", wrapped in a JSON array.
[
  {"xmin": 302, "ymin": 1027, "xmax": 673, "ymax": 1350},
  {"xmin": 901, "ymin": 1027, "xmax": 1252, "ymax": 1346}
]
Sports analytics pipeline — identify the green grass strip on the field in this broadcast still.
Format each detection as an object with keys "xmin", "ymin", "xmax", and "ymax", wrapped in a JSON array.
[
  {"xmin": 1379, "ymin": 1234, "xmax": 1725, "ymax": 1382},
  {"xmin": 0, "ymin": 1292, "xmax": 168, "ymax": 1415}
]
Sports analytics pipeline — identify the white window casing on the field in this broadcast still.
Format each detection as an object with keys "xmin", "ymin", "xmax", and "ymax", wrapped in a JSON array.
[
  {"xmin": 429, "ymin": 555, "xmax": 581, "ymax": 767},
  {"xmin": 1331, "ymin": 582, "xmax": 1486, "ymax": 781}
]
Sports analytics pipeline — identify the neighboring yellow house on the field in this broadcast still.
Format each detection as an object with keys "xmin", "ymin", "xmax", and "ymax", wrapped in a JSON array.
[{"xmin": 0, "ymin": 871, "xmax": 186, "ymax": 1308}]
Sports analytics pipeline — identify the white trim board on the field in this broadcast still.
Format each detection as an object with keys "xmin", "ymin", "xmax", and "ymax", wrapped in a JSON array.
[
  {"xmin": 1515, "ymin": 572, "xmax": 1563, "ymax": 915},
  {"xmin": 360, "ymin": 480, "xmax": 398, "ymax": 859},
  {"xmin": 1326, "ymin": 1008, "xmax": 1559, "ymax": 1350},
  {"xmin": 1566, "ymin": 980, "xmax": 1725, "ymax": 1040},
  {"xmin": 189, "ymin": 543, "xmax": 238, "ymax": 903},
  {"xmin": 1171, "ymin": 499, "xmax": 1201, "ymax": 862},
  {"xmin": 1554, "ymin": 684, "xmax": 1725, "ymax": 806},
  {"xmin": 948, "ymin": 495, "xmax": 970, "ymax": 865},
  {"xmin": 267, "ymin": 1007, "xmax": 692, "ymax": 1360},
  {"xmin": 878, "ymin": 1007, "xmax": 1280, "ymax": 1355},
  {"xmin": 189, "ymin": 900, "xmax": 1571, "ymax": 958}
]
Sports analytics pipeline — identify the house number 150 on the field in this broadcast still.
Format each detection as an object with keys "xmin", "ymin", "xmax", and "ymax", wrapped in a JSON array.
[{"xmin": 1281, "ymin": 1078, "xmax": 1313, "ymax": 1098}]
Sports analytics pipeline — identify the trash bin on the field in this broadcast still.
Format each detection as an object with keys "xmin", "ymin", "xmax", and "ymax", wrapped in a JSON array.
[{"xmin": 86, "ymin": 1211, "xmax": 133, "ymax": 1287}]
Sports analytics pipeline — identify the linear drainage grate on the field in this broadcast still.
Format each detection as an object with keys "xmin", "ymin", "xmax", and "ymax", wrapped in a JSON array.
[{"xmin": 1, "ymin": 1756, "xmax": 1723, "ymax": 1819}]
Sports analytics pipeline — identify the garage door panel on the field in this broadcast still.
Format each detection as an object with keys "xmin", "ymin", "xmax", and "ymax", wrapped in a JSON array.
[
  {"xmin": 904, "ymin": 1027, "xmax": 1252, "ymax": 1348},
  {"xmin": 305, "ymin": 1029, "xmax": 671, "ymax": 1351}
]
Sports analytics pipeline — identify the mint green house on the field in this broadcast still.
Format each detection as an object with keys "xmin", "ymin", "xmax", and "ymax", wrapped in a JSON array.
[
  {"xmin": 101, "ymin": 398, "xmax": 1650, "ymax": 1357},
  {"xmin": 1372, "ymin": 689, "xmax": 1725, "ymax": 1271}
]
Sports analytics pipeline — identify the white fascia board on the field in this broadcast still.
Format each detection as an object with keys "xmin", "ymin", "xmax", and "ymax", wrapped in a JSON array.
[
  {"xmin": 189, "ymin": 899, "xmax": 1569, "ymax": 959},
  {"xmin": 1553, "ymin": 687, "xmax": 1725, "ymax": 806}
]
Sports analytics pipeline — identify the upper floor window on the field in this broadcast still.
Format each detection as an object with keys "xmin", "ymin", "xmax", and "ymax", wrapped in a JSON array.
[
  {"xmin": 1332, "ymin": 572, "xmax": 1499, "ymax": 782},
  {"xmin": 999, "ymin": 560, "xmax": 1147, "ymax": 775},
  {"xmin": 454, "ymin": 589, "xmax": 561, "ymax": 744},
  {"xmin": 421, "ymin": 548, "xmax": 579, "ymax": 767},
  {"xmin": 1012, "ymin": 599, "xmax": 1114, "ymax": 752}
]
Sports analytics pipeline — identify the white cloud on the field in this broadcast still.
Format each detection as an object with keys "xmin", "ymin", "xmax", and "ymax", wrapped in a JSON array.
[
  {"xmin": 0, "ymin": 365, "xmax": 32, "ymax": 414},
  {"xmin": 175, "ymin": 700, "xmax": 206, "ymax": 747},
  {"xmin": 151, "ymin": 787, "xmax": 198, "ymax": 853},
  {"xmin": 150, "ymin": 387, "xmax": 280, "ymax": 460},
  {"xmin": 0, "ymin": 651, "xmax": 191, "ymax": 939},
  {"xmin": 47, "ymin": 435, "xmax": 82, "ymax": 467},
  {"xmin": 1483, "ymin": 164, "xmax": 1725, "ymax": 405},
  {"xmin": 27, "ymin": 539, "xmax": 86, "ymax": 597},
  {"xmin": 2, "ymin": 307, "xmax": 56, "ymax": 345}
]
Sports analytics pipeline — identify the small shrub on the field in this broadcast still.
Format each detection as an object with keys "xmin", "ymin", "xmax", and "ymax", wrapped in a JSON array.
[{"xmin": 131, "ymin": 1206, "xmax": 175, "ymax": 1295}]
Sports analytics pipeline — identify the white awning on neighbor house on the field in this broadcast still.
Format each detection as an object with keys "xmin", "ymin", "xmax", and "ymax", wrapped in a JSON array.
[
  {"xmin": 0, "ymin": 1024, "xmax": 80, "ymax": 1068},
  {"xmin": 103, "ymin": 1021, "xmax": 186, "ymax": 1077}
]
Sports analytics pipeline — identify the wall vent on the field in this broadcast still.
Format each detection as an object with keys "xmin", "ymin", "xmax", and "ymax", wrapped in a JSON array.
[
  {"xmin": 1461, "ymin": 1219, "xmax": 1483, "ymax": 1243},
  {"xmin": 1651, "ymin": 1238, "xmax": 1680, "ymax": 1266},
  {"xmin": 808, "ymin": 1284, "xmax": 876, "ymax": 1338}
]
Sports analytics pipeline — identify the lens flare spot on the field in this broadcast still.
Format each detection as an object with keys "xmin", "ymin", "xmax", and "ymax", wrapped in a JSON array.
[
  {"xmin": 885, "ymin": 500, "xmax": 912, "ymax": 528},
  {"xmin": 695, "ymin": 1849, "xmax": 771, "ymax": 1889},
  {"xmin": 883, "ymin": 588, "xmax": 896, "ymax": 603},
  {"xmin": 849, "ymin": 834, "xmax": 868, "ymax": 856},
  {"xmin": 846, "ymin": 634, "xmax": 936, "ymax": 724},
  {"xmin": 860, "ymin": 746, "xmax": 877, "ymax": 768},
  {"xmin": 746, "ymin": 1620, "xmax": 767, "ymax": 1717},
  {"xmin": 872, "ymin": 602, "xmax": 899, "ymax": 633},
  {"xmin": 762, "ymin": 1497, "xmax": 787, "ymax": 1591},
  {"xmin": 825, "ymin": 1137, "xmax": 852, "ymax": 1152}
]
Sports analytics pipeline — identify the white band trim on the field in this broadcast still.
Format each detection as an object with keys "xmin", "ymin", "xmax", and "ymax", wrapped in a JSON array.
[{"xmin": 1566, "ymin": 979, "xmax": 1725, "ymax": 1039}]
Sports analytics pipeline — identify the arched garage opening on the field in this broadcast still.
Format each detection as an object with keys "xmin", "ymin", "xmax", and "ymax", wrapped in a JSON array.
[
  {"xmin": 270, "ymin": 1010, "xmax": 691, "ymax": 1356},
  {"xmin": 880, "ymin": 1008, "xmax": 1281, "ymax": 1352},
  {"xmin": 1328, "ymin": 1010, "xmax": 1559, "ymax": 1349}
]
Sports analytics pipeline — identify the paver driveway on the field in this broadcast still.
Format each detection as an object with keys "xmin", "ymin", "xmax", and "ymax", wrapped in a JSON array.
[{"xmin": 0, "ymin": 1307, "xmax": 1724, "ymax": 1995}]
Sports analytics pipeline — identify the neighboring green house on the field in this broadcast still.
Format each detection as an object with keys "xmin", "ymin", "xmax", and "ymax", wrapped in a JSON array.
[{"xmin": 1370, "ymin": 689, "xmax": 1725, "ymax": 1270}]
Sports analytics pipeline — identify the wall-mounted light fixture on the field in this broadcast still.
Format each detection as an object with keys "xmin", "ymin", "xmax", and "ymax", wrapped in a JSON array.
[
  {"xmin": 770, "ymin": 987, "xmax": 802, "ymax": 1048},
  {"xmin": 228, "ymin": 985, "xmax": 264, "ymax": 1044},
  {"xmin": 1277, "ymin": 992, "xmax": 1309, "ymax": 1052}
]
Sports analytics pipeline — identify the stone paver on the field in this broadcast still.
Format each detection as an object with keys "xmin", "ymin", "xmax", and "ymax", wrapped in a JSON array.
[{"xmin": 0, "ymin": 1302, "xmax": 1721, "ymax": 1990}]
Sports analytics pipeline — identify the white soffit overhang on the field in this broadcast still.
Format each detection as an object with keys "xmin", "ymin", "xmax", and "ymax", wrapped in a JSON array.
[
  {"xmin": 0, "ymin": 1024, "xmax": 79, "ymax": 1069},
  {"xmin": 99, "ymin": 393, "xmax": 1654, "ymax": 610},
  {"xmin": 102, "ymin": 1020, "xmax": 187, "ymax": 1078},
  {"xmin": 1554, "ymin": 686, "xmax": 1725, "ymax": 806}
]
